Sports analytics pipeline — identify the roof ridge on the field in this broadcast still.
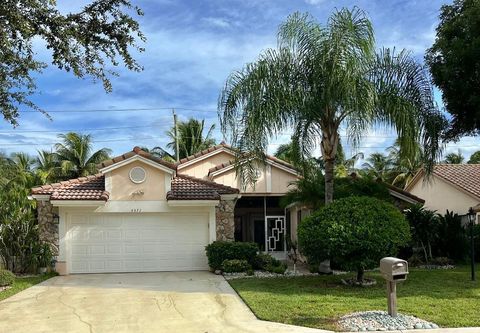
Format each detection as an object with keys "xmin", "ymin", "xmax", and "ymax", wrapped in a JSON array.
[
  {"xmin": 98, "ymin": 147, "xmax": 176, "ymax": 170},
  {"xmin": 175, "ymin": 174, "xmax": 239, "ymax": 193},
  {"xmin": 32, "ymin": 174, "xmax": 104, "ymax": 192}
]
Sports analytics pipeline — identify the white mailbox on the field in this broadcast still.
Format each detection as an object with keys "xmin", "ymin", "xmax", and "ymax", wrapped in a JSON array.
[{"xmin": 380, "ymin": 257, "xmax": 408, "ymax": 282}]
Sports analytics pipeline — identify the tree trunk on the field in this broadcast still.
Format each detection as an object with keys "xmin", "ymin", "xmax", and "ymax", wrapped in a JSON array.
[
  {"xmin": 357, "ymin": 267, "xmax": 365, "ymax": 283},
  {"xmin": 324, "ymin": 158, "xmax": 335, "ymax": 204},
  {"xmin": 320, "ymin": 124, "xmax": 340, "ymax": 205}
]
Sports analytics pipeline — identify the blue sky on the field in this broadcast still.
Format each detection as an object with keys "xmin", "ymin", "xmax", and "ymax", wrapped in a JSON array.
[{"xmin": 2, "ymin": 0, "xmax": 479, "ymax": 161}]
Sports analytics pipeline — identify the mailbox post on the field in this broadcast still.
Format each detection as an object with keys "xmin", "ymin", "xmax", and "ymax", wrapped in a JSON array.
[{"xmin": 380, "ymin": 257, "xmax": 409, "ymax": 317}]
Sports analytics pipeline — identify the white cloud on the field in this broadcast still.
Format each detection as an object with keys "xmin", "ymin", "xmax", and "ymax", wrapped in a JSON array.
[{"xmin": 305, "ymin": 0, "xmax": 326, "ymax": 5}]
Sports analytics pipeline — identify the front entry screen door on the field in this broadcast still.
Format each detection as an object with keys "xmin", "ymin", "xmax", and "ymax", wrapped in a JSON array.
[{"xmin": 265, "ymin": 216, "xmax": 286, "ymax": 252}]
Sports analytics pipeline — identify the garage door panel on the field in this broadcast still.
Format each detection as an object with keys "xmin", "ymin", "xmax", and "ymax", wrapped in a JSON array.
[{"xmin": 69, "ymin": 213, "xmax": 209, "ymax": 273}]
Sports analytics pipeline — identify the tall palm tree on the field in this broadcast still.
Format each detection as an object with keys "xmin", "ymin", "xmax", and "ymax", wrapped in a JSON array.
[
  {"xmin": 219, "ymin": 9, "xmax": 445, "ymax": 204},
  {"xmin": 443, "ymin": 150, "xmax": 465, "ymax": 164},
  {"xmin": 361, "ymin": 152, "xmax": 394, "ymax": 182},
  {"xmin": 167, "ymin": 118, "xmax": 216, "ymax": 160},
  {"xmin": 140, "ymin": 146, "xmax": 175, "ymax": 163},
  {"xmin": 54, "ymin": 132, "xmax": 112, "ymax": 179}
]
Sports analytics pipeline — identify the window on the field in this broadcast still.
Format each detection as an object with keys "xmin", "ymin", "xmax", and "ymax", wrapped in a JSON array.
[{"xmin": 129, "ymin": 166, "xmax": 146, "ymax": 184}]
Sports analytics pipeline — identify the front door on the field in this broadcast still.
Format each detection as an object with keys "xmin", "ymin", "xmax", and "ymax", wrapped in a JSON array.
[{"xmin": 265, "ymin": 216, "xmax": 286, "ymax": 253}]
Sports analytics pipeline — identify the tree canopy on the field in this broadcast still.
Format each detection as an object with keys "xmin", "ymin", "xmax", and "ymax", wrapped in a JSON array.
[
  {"xmin": 219, "ymin": 9, "xmax": 446, "ymax": 204},
  {"xmin": 167, "ymin": 118, "xmax": 216, "ymax": 160},
  {"xmin": 426, "ymin": 0, "xmax": 480, "ymax": 138},
  {"xmin": 0, "ymin": 0, "xmax": 145, "ymax": 126}
]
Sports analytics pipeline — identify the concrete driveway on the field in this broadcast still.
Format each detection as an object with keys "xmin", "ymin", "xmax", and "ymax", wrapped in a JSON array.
[{"xmin": 0, "ymin": 271, "xmax": 331, "ymax": 333}]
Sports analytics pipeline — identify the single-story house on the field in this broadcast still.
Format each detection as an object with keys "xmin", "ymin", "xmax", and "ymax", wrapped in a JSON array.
[
  {"xmin": 406, "ymin": 164, "xmax": 480, "ymax": 218},
  {"xmin": 31, "ymin": 143, "xmax": 424, "ymax": 275}
]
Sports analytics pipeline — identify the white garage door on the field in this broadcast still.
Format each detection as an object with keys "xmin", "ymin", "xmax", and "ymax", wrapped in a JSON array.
[{"xmin": 68, "ymin": 213, "xmax": 209, "ymax": 273}]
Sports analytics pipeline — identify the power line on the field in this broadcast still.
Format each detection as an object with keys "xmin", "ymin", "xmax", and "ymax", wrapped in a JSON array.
[
  {"xmin": 18, "ymin": 107, "xmax": 219, "ymax": 113},
  {"xmin": 0, "ymin": 124, "xmax": 170, "ymax": 134}
]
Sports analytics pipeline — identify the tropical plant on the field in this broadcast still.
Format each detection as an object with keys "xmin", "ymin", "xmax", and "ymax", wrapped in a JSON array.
[
  {"xmin": 54, "ymin": 132, "xmax": 112, "ymax": 179},
  {"xmin": 35, "ymin": 150, "xmax": 60, "ymax": 184},
  {"xmin": 140, "ymin": 146, "xmax": 175, "ymax": 163},
  {"xmin": 443, "ymin": 150, "xmax": 465, "ymax": 164},
  {"xmin": 219, "ymin": 9, "xmax": 445, "ymax": 204},
  {"xmin": 404, "ymin": 205, "xmax": 439, "ymax": 263},
  {"xmin": 282, "ymin": 171, "xmax": 391, "ymax": 210},
  {"xmin": 426, "ymin": 0, "xmax": 480, "ymax": 138},
  {"xmin": 0, "ymin": 186, "xmax": 39, "ymax": 273},
  {"xmin": 434, "ymin": 210, "xmax": 468, "ymax": 261},
  {"xmin": 298, "ymin": 196, "xmax": 410, "ymax": 282},
  {"xmin": 167, "ymin": 118, "xmax": 216, "ymax": 160},
  {"xmin": 468, "ymin": 151, "xmax": 480, "ymax": 164},
  {"xmin": 361, "ymin": 152, "xmax": 394, "ymax": 182},
  {"xmin": 388, "ymin": 140, "xmax": 423, "ymax": 189},
  {"xmin": 1, "ymin": 0, "xmax": 144, "ymax": 126}
]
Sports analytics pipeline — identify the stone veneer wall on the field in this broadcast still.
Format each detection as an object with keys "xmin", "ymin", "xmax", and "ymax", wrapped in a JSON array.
[
  {"xmin": 215, "ymin": 199, "xmax": 237, "ymax": 241},
  {"xmin": 37, "ymin": 201, "xmax": 59, "ymax": 256}
]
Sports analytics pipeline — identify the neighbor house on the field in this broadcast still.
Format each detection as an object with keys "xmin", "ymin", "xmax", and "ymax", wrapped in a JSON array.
[
  {"xmin": 31, "ymin": 143, "xmax": 424, "ymax": 275},
  {"xmin": 406, "ymin": 164, "xmax": 480, "ymax": 218}
]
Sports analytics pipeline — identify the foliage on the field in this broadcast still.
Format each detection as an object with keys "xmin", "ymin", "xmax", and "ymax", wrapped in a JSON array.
[
  {"xmin": 252, "ymin": 253, "xmax": 278, "ymax": 270},
  {"xmin": 222, "ymin": 259, "xmax": 252, "ymax": 273},
  {"xmin": 426, "ymin": 0, "xmax": 480, "ymax": 138},
  {"xmin": 205, "ymin": 241, "xmax": 258, "ymax": 270},
  {"xmin": 361, "ymin": 152, "xmax": 395, "ymax": 182},
  {"xmin": 298, "ymin": 196, "xmax": 410, "ymax": 282},
  {"xmin": 434, "ymin": 211, "xmax": 468, "ymax": 261},
  {"xmin": 282, "ymin": 172, "xmax": 391, "ymax": 210},
  {"xmin": 139, "ymin": 147, "xmax": 175, "ymax": 163},
  {"xmin": 443, "ymin": 150, "xmax": 465, "ymax": 164},
  {"xmin": 388, "ymin": 139, "xmax": 423, "ymax": 189},
  {"xmin": 266, "ymin": 262, "xmax": 287, "ymax": 274},
  {"xmin": 55, "ymin": 132, "xmax": 112, "ymax": 179},
  {"xmin": 0, "ymin": 186, "xmax": 39, "ymax": 273},
  {"xmin": 167, "ymin": 118, "xmax": 216, "ymax": 160},
  {"xmin": 0, "ymin": 270, "xmax": 15, "ymax": 287},
  {"xmin": 468, "ymin": 151, "xmax": 480, "ymax": 164},
  {"xmin": 404, "ymin": 205, "xmax": 439, "ymax": 263},
  {"xmin": 219, "ymin": 9, "xmax": 445, "ymax": 205},
  {"xmin": 0, "ymin": 0, "xmax": 145, "ymax": 126}
]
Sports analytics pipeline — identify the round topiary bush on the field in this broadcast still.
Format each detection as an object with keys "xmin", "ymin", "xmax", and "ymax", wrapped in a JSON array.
[
  {"xmin": 298, "ymin": 196, "xmax": 411, "ymax": 282},
  {"xmin": 0, "ymin": 269, "xmax": 15, "ymax": 287}
]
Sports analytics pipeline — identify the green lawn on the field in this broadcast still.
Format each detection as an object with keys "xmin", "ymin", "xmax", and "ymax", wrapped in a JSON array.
[
  {"xmin": 0, "ymin": 273, "xmax": 56, "ymax": 302},
  {"xmin": 229, "ymin": 266, "xmax": 480, "ymax": 331}
]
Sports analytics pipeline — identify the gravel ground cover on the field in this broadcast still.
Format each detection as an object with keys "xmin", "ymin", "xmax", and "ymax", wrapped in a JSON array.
[{"xmin": 338, "ymin": 311, "xmax": 439, "ymax": 331}]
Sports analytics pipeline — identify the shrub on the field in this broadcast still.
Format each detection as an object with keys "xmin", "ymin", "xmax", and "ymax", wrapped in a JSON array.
[
  {"xmin": 0, "ymin": 269, "xmax": 15, "ymax": 287},
  {"xmin": 252, "ymin": 253, "xmax": 279, "ymax": 270},
  {"xmin": 298, "ymin": 196, "xmax": 411, "ymax": 282},
  {"xmin": 205, "ymin": 241, "xmax": 258, "ymax": 270},
  {"xmin": 266, "ymin": 262, "xmax": 287, "ymax": 274},
  {"xmin": 222, "ymin": 259, "xmax": 251, "ymax": 273},
  {"xmin": 431, "ymin": 257, "xmax": 453, "ymax": 266}
]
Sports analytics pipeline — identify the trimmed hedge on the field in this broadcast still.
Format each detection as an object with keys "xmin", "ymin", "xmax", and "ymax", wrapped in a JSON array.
[
  {"xmin": 298, "ymin": 196, "xmax": 410, "ymax": 281},
  {"xmin": 0, "ymin": 269, "xmax": 15, "ymax": 287},
  {"xmin": 205, "ymin": 241, "xmax": 258, "ymax": 270},
  {"xmin": 222, "ymin": 259, "xmax": 252, "ymax": 273}
]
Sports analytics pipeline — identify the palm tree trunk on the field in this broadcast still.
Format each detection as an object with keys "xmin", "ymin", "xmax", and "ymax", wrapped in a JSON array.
[
  {"xmin": 320, "ymin": 124, "xmax": 340, "ymax": 205},
  {"xmin": 324, "ymin": 158, "xmax": 335, "ymax": 204}
]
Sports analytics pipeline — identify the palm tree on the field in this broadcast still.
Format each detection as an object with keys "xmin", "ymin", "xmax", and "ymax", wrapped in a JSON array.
[
  {"xmin": 54, "ymin": 132, "xmax": 112, "ymax": 179},
  {"xmin": 35, "ymin": 150, "xmax": 60, "ymax": 184},
  {"xmin": 388, "ymin": 140, "xmax": 423, "ymax": 189},
  {"xmin": 140, "ymin": 146, "xmax": 175, "ymax": 163},
  {"xmin": 167, "ymin": 118, "xmax": 216, "ymax": 160},
  {"xmin": 219, "ymin": 9, "xmax": 445, "ymax": 204},
  {"xmin": 443, "ymin": 150, "xmax": 464, "ymax": 164},
  {"xmin": 361, "ymin": 152, "xmax": 394, "ymax": 182}
]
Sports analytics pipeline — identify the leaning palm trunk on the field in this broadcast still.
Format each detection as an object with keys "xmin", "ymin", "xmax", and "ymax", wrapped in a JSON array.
[{"xmin": 219, "ymin": 9, "xmax": 445, "ymax": 204}]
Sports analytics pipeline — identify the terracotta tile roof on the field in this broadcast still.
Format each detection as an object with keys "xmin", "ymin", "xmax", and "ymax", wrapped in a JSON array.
[
  {"xmin": 31, "ymin": 174, "xmax": 108, "ymax": 201},
  {"xmin": 167, "ymin": 174, "xmax": 239, "ymax": 200},
  {"xmin": 208, "ymin": 161, "xmax": 233, "ymax": 175},
  {"xmin": 99, "ymin": 146, "xmax": 176, "ymax": 170},
  {"xmin": 179, "ymin": 141, "xmax": 298, "ymax": 175},
  {"xmin": 431, "ymin": 164, "xmax": 480, "ymax": 199},
  {"xmin": 383, "ymin": 182, "xmax": 425, "ymax": 204}
]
